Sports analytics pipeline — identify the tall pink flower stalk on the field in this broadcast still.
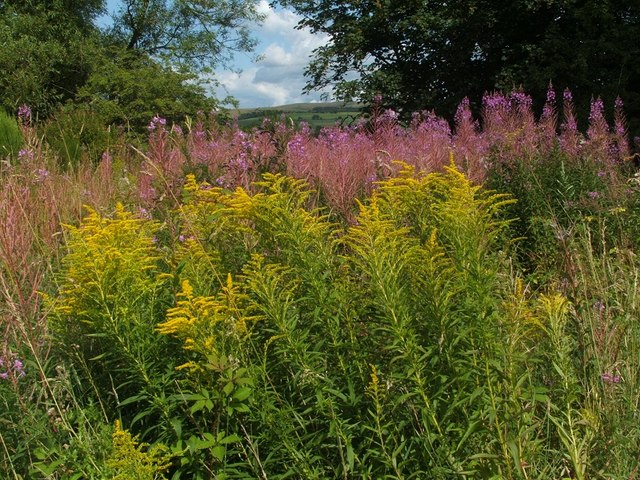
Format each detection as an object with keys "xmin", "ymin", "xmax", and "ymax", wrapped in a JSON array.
[
  {"xmin": 129, "ymin": 93, "xmax": 631, "ymax": 220},
  {"xmin": 559, "ymin": 89, "xmax": 582, "ymax": 158},
  {"xmin": 453, "ymin": 97, "xmax": 488, "ymax": 182},
  {"xmin": 481, "ymin": 91, "xmax": 538, "ymax": 165},
  {"xmin": 585, "ymin": 96, "xmax": 610, "ymax": 162},
  {"xmin": 0, "ymin": 136, "xmax": 133, "ymax": 357},
  {"xmin": 407, "ymin": 111, "xmax": 452, "ymax": 171},
  {"xmin": 148, "ymin": 114, "xmax": 281, "ymax": 198},
  {"xmin": 287, "ymin": 124, "xmax": 377, "ymax": 219},
  {"xmin": 141, "ymin": 116, "xmax": 187, "ymax": 207},
  {"xmin": 612, "ymin": 97, "xmax": 629, "ymax": 159},
  {"xmin": 538, "ymin": 85, "xmax": 558, "ymax": 154},
  {"xmin": 0, "ymin": 163, "xmax": 73, "ymax": 356}
]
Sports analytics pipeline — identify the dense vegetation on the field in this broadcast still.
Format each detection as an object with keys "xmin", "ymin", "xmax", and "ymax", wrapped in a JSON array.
[
  {"xmin": 1, "ymin": 2, "xmax": 639, "ymax": 478},
  {"xmin": 3, "ymin": 1, "xmax": 639, "ymax": 137},
  {"xmin": 0, "ymin": 0, "xmax": 261, "ymax": 132},
  {"xmin": 1, "ymin": 90, "xmax": 639, "ymax": 478}
]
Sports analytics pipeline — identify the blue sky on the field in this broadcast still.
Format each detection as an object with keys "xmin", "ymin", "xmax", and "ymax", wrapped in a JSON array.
[{"xmin": 101, "ymin": 0, "xmax": 331, "ymax": 108}]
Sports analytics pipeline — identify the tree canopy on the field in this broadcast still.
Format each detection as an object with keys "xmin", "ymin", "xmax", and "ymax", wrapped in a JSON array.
[
  {"xmin": 106, "ymin": 0, "xmax": 262, "ymax": 73},
  {"xmin": 76, "ymin": 47, "xmax": 217, "ymax": 132},
  {"xmin": 0, "ymin": 0, "xmax": 102, "ymax": 115},
  {"xmin": 279, "ymin": 0, "xmax": 640, "ymax": 129},
  {"xmin": 0, "ymin": 0, "xmax": 261, "ymax": 129}
]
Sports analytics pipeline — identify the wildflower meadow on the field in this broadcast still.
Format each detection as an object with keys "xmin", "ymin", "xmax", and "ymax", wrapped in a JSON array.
[{"xmin": 1, "ymin": 90, "xmax": 640, "ymax": 479}]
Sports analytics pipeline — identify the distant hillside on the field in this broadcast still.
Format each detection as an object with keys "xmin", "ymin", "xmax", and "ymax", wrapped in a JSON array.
[{"xmin": 234, "ymin": 101, "xmax": 365, "ymax": 130}]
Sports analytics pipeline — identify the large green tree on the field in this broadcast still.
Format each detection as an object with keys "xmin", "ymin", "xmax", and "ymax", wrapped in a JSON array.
[
  {"xmin": 76, "ymin": 46, "xmax": 218, "ymax": 132},
  {"xmin": 279, "ymin": 0, "xmax": 640, "ymax": 129}
]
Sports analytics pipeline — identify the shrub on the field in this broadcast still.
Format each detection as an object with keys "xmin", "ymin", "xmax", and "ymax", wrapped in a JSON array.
[
  {"xmin": 0, "ymin": 109, "xmax": 23, "ymax": 160},
  {"xmin": 41, "ymin": 107, "xmax": 117, "ymax": 170}
]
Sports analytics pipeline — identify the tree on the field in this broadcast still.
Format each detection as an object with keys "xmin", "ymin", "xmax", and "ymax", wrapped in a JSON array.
[
  {"xmin": 106, "ymin": 0, "xmax": 263, "ymax": 73},
  {"xmin": 278, "ymin": 0, "xmax": 640, "ymax": 130},
  {"xmin": 76, "ymin": 46, "xmax": 218, "ymax": 132},
  {"xmin": 83, "ymin": 0, "xmax": 264, "ymax": 132},
  {"xmin": 0, "ymin": 0, "xmax": 104, "ymax": 31},
  {"xmin": 0, "ymin": 0, "xmax": 262, "ymax": 125},
  {"xmin": 0, "ymin": 0, "xmax": 104, "ymax": 116}
]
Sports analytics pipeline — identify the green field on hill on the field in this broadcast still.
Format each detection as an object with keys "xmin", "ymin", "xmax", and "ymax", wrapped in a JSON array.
[{"xmin": 235, "ymin": 101, "xmax": 364, "ymax": 130}]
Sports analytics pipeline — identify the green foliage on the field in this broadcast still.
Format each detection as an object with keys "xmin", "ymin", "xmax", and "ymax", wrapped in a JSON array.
[
  {"xmin": 0, "ymin": 357, "xmax": 117, "ymax": 479},
  {"xmin": 40, "ymin": 107, "xmax": 117, "ymax": 169},
  {"xmin": 485, "ymin": 147, "xmax": 638, "ymax": 281},
  {"xmin": 0, "ymin": 2, "xmax": 102, "ymax": 117},
  {"xmin": 154, "ymin": 167, "xmax": 554, "ymax": 477},
  {"xmin": 106, "ymin": 0, "xmax": 262, "ymax": 73},
  {"xmin": 0, "ymin": 109, "xmax": 23, "ymax": 159},
  {"xmin": 0, "ymin": 0, "xmax": 261, "ymax": 130},
  {"xmin": 76, "ymin": 47, "xmax": 217, "ymax": 134},
  {"xmin": 564, "ymin": 224, "xmax": 640, "ymax": 478},
  {"xmin": 47, "ymin": 204, "xmax": 175, "ymax": 434},
  {"xmin": 26, "ymin": 159, "xmax": 640, "ymax": 479},
  {"xmin": 2, "ymin": 0, "xmax": 105, "ymax": 28}
]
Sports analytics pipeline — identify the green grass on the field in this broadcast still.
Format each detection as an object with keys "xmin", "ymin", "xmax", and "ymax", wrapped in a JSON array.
[{"xmin": 235, "ymin": 101, "xmax": 363, "ymax": 130}]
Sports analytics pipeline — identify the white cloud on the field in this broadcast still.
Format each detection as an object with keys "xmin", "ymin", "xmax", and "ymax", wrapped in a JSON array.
[
  {"xmin": 260, "ymin": 44, "xmax": 296, "ymax": 67},
  {"xmin": 257, "ymin": 0, "xmax": 302, "ymax": 38},
  {"xmin": 212, "ymin": 2, "xmax": 331, "ymax": 108}
]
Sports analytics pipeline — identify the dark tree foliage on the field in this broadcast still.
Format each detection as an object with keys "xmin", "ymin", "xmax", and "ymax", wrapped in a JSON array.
[
  {"xmin": 278, "ymin": 0, "xmax": 640, "ymax": 132},
  {"xmin": 0, "ymin": 0, "xmax": 105, "ymax": 30},
  {"xmin": 0, "ymin": 0, "xmax": 104, "ymax": 116}
]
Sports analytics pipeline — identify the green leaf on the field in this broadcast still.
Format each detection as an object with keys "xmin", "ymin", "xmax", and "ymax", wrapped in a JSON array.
[
  {"xmin": 223, "ymin": 381, "xmax": 234, "ymax": 396},
  {"xmin": 211, "ymin": 445, "xmax": 226, "ymax": 461},
  {"xmin": 191, "ymin": 400, "xmax": 206, "ymax": 414},
  {"xmin": 347, "ymin": 443, "xmax": 355, "ymax": 471},
  {"xmin": 30, "ymin": 458, "xmax": 65, "ymax": 476},
  {"xmin": 33, "ymin": 448, "xmax": 49, "ymax": 461},
  {"xmin": 233, "ymin": 386, "xmax": 252, "ymax": 402},
  {"xmin": 171, "ymin": 418, "xmax": 182, "ymax": 438},
  {"xmin": 119, "ymin": 393, "xmax": 146, "ymax": 407},
  {"xmin": 220, "ymin": 434, "xmax": 241, "ymax": 444}
]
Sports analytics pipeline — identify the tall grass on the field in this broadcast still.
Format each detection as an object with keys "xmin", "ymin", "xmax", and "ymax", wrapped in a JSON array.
[{"xmin": 1, "ymin": 90, "xmax": 639, "ymax": 478}]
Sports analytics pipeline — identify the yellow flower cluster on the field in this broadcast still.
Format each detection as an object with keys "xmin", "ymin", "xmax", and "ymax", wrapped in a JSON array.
[
  {"xmin": 157, "ymin": 274, "xmax": 256, "ymax": 367},
  {"xmin": 49, "ymin": 203, "xmax": 162, "ymax": 332},
  {"xmin": 107, "ymin": 420, "xmax": 172, "ymax": 480}
]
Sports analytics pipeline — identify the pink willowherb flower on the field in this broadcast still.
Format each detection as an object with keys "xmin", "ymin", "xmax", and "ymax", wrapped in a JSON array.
[
  {"xmin": 18, "ymin": 149, "xmax": 34, "ymax": 160},
  {"xmin": 601, "ymin": 372, "xmax": 621, "ymax": 384},
  {"xmin": 17, "ymin": 104, "xmax": 31, "ymax": 125},
  {"xmin": 148, "ymin": 115, "xmax": 167, "ymax": 131},
  {"xmin": 559, "ymin": 88, "xmax": 581, "ymax": 157},
  {"xmin": 538, "ymin": 85, "xmax": 558, "ymax": 153},
  {"xmin": 611, "ymin": 96, "xmax": 630, "ymax": 158},
  {"xmin": 34, "ymin": 168, "xmax": 50, "ymax": 183},
  {"xmin": 587, "ymin": 97, "xmax": 608, "ymax": 141},
  {"xmin": 0, "ymin": 354, "xmax": 25, "ymax": 380}
]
